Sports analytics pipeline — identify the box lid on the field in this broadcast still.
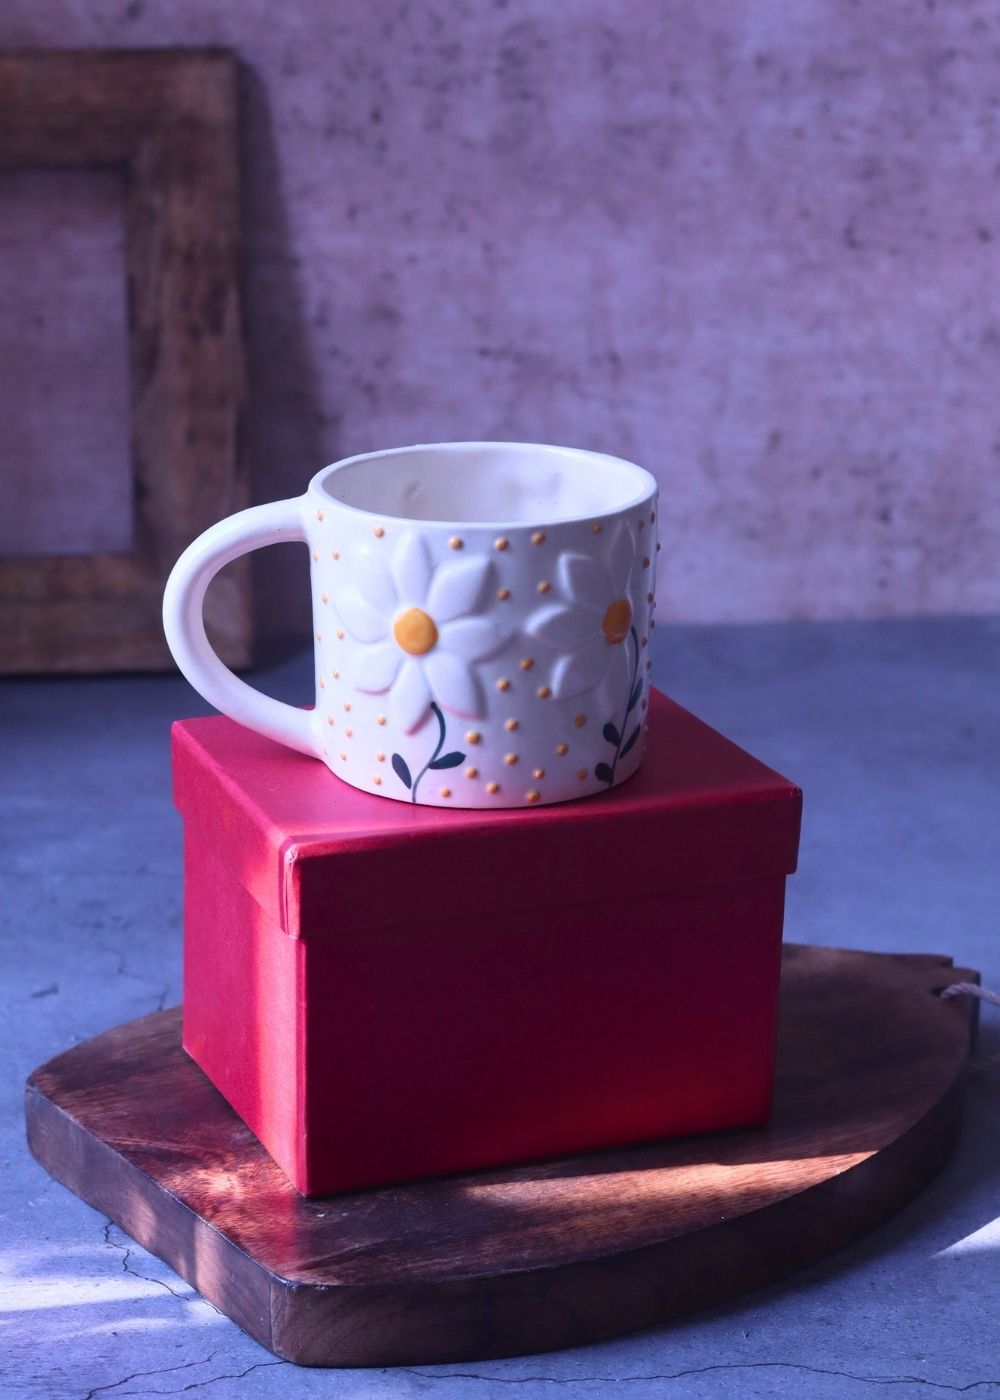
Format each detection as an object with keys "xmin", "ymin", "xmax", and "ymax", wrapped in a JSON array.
[{"xmin": 172, "ymin": 688, "xmax": 802, "ymax": 941}]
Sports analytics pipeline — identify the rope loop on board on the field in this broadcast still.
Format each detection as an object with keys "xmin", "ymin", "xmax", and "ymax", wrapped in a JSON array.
[
  {"xmin": 940, "ymin": 982, "xmax": 1000, "ymax": 1009},
  {"xmin": 939, "ymin": 981, "xmax": 1000, "ymax": 1071}
]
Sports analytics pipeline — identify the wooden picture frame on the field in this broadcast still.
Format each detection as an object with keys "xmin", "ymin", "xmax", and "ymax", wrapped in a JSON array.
[{"xmin": 0, "ymin": 49, "xmax": 250, "ymax": 672}]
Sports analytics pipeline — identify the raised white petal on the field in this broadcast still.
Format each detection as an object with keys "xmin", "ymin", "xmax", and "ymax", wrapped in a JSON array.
[
  {"xmin": 424, "ymin": 650, "xmax": 485, "ymax": 718},
  {"xmin": 390, "ymin": 532, "xmax": 433, "ymax": 607},
  {"xmin": 525, "ymin": 603, "xmax": 600, "ymax": 650},
  {"xmin": 354, "ymin": 641, "xmax": 402, "ymax": 694},
  {"xmin": 334, "ymin": 586, "xmax": 390, "ymax": 643},
  {"xmin": 426, "ymin": 556, "xmax": 495, "ymax": 623},
  {"xmin": 391, "ymin": 658, "xmax": 432, "ymax": 733},
  {"xmin": 439, "ymin": 617, "xmax": 509, "ymax": 661},
  {"xmin": 353, "ymin": 546, "xmax": 398, "ymax": 615},
  {"xmin": 598, "ymin": 638, "xmax": 632, "ymax": 714},
  {"xmin": 607, "ymin": 520, "xmax": 637, "ymax": 591},
  {"xmin": 551, "ymin": 638, "xmax": 610, "ymax": 701},
  {"xmin": 557, "ymin": 552, "xmax": 612, "ymax": 613}
]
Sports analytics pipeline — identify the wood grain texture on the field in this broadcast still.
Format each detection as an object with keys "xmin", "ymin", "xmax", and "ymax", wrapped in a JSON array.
[
  {"xmin": 25, "ymin": 944, "xmax": 978, "ymax": 1368},
  {"xmin": 0, "ymin": 49, "xmax": 249, "ymax": 672}
]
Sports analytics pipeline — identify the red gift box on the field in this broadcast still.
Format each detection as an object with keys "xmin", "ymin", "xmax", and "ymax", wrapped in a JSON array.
[{"xmin": 173, "ymin": 689, "xmax": 802, "ymax": 1196}]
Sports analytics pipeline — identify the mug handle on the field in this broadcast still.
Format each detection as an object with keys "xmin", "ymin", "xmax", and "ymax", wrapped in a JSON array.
[{"xmin": 162, "ymin": 498, "xmax": 321, "ymax": 758}]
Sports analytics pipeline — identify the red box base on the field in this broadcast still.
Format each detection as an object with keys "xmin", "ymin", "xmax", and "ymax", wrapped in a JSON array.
[{"xmin": 175, "ymin": 689, "xmax": 801, "ymax": 1196}]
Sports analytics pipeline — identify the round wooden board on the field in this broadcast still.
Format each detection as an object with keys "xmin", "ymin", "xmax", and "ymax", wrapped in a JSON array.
[{"xmin": 25, "ymin": 944, "xmax": 977, "ymax": 1368}]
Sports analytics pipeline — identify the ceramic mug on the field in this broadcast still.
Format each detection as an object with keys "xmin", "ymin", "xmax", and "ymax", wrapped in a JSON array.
[{"xmin": 163, "ymin": 441, "xmax": 658, "ymax": 808}]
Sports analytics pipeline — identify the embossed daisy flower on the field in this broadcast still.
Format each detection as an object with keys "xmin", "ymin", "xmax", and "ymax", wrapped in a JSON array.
[
  {"xmin": 525, "ymin": 522, "xmax": 639, "ymax": 702},
  {"xmin": 334, "ymin": 533, "xmax": 511, "ymax": 731}
]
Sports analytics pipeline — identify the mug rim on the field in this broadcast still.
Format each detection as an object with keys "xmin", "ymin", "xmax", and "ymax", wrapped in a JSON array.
[{"xmin": 309, "ymin": 440, "xmax": 656, "ymax": 530}]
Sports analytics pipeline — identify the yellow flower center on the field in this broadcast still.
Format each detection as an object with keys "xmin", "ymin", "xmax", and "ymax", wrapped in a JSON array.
[
  {"xmin": 602, "ymin": 597, "xmax": 632, "ymax": 645},
  {"xmin": 393, "ymin": 607, "xmax": 439, "ymax": 656}
]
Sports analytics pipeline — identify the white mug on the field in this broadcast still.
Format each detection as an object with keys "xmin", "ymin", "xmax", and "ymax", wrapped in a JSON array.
[{"xmin": 163, "ymin": 442, "xmax": 658, "ymax": 808}]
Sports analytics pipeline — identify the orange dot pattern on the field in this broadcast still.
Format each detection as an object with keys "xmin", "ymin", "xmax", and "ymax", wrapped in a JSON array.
[{"xmin": 317, "ymin": 501, "xmax": 658, "ymax": 808}]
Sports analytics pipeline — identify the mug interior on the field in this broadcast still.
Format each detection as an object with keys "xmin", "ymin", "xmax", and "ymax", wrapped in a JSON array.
[{"xmin": 317, "ymin": 442, "xmax": 653, "ymax": 526}]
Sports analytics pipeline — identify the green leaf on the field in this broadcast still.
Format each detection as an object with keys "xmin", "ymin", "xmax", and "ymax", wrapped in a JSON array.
[
  {"xmin": 391, "ymin": 754, "xmax": 412, "ymax": 789},
  {"xmin": 595, "ymin": 762, "xmax": 613, "ymax": 784},
  {"xmin": 429, "ymin": 751, "xmax": 465, "ymax": 770},
  {"xmin": 602, "ymin": 722, "xmax": 620, "ymax": 746}
]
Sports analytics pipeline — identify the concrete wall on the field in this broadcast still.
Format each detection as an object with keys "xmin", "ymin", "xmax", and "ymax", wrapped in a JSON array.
[{"xmin": 3, "ymin": 1, "xmax": 998, "ymax": 640}]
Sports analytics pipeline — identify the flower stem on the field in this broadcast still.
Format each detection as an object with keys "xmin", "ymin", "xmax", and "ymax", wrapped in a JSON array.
[
  {"xmin": 608, "ymin": 627, "xmax": 641, "ymax": 784},
  {"xmin": 410, "ymin": 701, "xmax": 446, "ymax": 803}
]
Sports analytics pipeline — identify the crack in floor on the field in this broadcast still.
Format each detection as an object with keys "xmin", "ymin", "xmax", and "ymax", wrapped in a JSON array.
[
  {"xmin": 126, "ymin": 1359, "xmax": 287, "ymax": 1394},
  {"xmin": 81, "ymin": 1354, "xmax": 218, "ymax": 1400},
  {"xmin": 80, "ymin": 1349, "xmax": 286, "ymax": 1399},
  {"xmin": 399, "ymin": 1362, "xmax": 1000, "ymax": 1392},
  {"xmin": 101, "ymin": 1219, "xmax": 214, "ymax": 1309}
]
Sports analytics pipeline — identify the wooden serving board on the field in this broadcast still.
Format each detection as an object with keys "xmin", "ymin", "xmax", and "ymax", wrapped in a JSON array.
[{"xmin": 25, "ymin": 945, "xmax": 977, "ymax": 1368}]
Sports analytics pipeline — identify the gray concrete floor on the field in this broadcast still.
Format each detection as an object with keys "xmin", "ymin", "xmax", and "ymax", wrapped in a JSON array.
[{"xmin": 2, "ymin": 617, "xmax": 999, "ymax": 1399}]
